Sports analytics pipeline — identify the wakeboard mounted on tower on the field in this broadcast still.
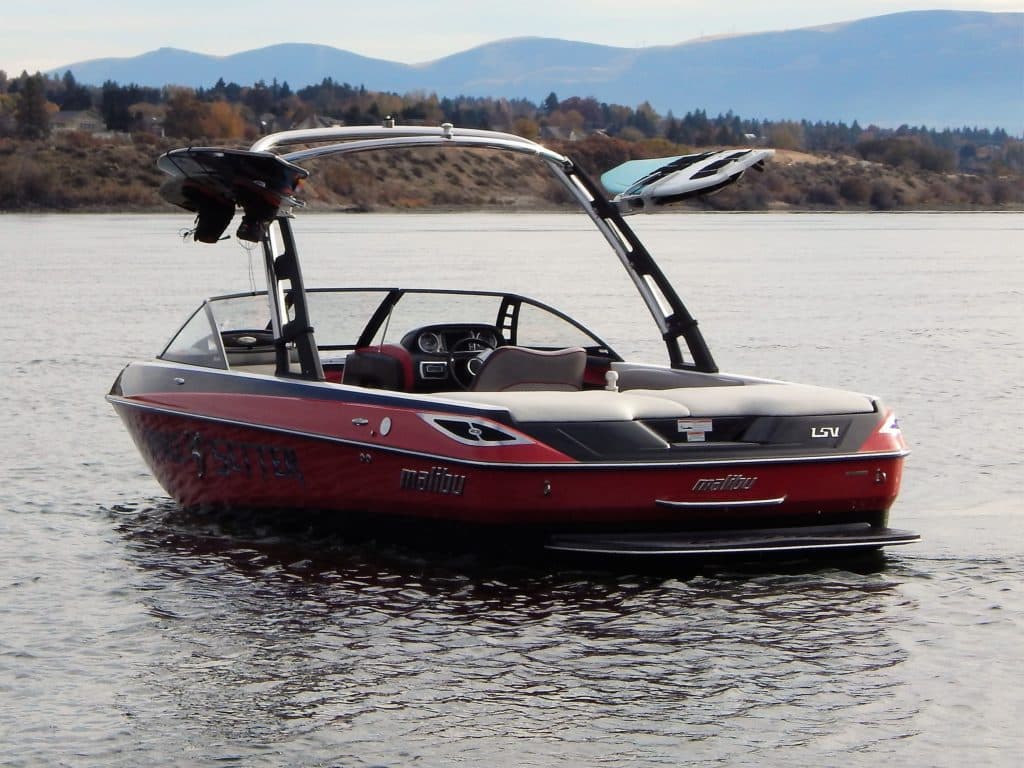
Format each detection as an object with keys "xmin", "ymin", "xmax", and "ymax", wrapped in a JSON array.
[
  {"xmin": 601, "ymin": 149, "xmax": 773, "ymax": 213},
  {"xmin": 158, "ymin": 148, "xmax": 309, "ymax": 243}
]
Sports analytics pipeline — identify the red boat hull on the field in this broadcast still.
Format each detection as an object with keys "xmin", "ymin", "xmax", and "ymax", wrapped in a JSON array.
[{"xmin": 111, "ymin": 396, "xmax": 904, "ymax": 532}]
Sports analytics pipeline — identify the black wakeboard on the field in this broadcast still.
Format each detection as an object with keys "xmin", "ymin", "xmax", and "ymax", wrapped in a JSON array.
[{"xmin": 158, "ymin": 147, "xmax": 309, "ymax": 243}]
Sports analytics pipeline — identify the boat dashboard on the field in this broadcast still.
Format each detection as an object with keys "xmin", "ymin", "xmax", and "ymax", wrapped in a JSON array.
[
  {"xmin": 402, "ymin": 324, "xmax": 501, "ymax": 356},
  {"xmin": 398, "ymin": 323, "xmax": 503, "ymax": 390}
]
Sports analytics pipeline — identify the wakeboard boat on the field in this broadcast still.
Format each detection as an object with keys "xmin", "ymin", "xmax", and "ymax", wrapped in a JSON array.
[{"xmin": 107, "ymin": 124, "xmax": 917, "ymax": 557}]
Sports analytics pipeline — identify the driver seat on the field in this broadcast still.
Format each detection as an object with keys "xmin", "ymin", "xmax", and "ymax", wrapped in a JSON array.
[
  {"xmin": 471, "ymin": 346, "xmax": 586, "ymax": 392},
  {"xmin": 342, "ymin": 345, "xmax": 414, "ymax": 391}
]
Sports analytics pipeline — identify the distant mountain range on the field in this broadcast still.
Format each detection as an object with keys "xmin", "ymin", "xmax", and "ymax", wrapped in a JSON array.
[{"xmin": 51, "ymin": 11, "xmax": 1023, "ymax": 129}]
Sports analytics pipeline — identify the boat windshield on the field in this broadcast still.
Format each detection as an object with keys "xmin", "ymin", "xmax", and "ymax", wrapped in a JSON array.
[
  {"xmin": 158, "ymin": 304, "xmax": 226, "ymax": 369},
  {"xmin": 159, "ymin": 294, "xmax": 276, "ymax": 369},
  {"xmin": 157, "ymin": 288, "xmax": 614, "ymax": 371},
  {"xmin": 306, "ymin": 289, "xmax": 392, "ymax": 348}
]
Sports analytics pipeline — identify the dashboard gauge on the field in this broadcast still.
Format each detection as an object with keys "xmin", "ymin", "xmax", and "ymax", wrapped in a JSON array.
[{"xmin": 417, "ymin": 331, "xmax": 443, "ymax": 354}]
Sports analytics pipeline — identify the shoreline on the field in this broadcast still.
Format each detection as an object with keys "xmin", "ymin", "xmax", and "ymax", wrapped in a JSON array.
[{"xmin": 1, "ymin": 133, "xmax": 1021, "ymax": 213}]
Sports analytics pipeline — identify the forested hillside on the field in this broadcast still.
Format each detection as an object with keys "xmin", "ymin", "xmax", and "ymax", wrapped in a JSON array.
[{"xmin": 1, "ymin": 71, "xmax": 1020, "ymax": 211}]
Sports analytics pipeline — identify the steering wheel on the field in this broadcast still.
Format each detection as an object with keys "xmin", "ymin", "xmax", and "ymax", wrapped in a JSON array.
[{"xmin": 448, "ymin": 336, "xmax": 497, "ymax": 389}]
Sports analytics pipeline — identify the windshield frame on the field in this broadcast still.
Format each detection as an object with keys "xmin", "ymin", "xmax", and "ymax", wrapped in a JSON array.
[{"xmin": 158, "ymin": 287, "xmax": 623, "ymax": 370}]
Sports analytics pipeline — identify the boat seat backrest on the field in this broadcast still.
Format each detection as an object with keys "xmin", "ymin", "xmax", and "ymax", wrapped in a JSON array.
[
  {"xmin": 343, "ymin": 344, "xmax": 413, "ymax": 391},
  {"xmin": 471, "ymin": 346, "xmax": 586, "ymax": 392}
]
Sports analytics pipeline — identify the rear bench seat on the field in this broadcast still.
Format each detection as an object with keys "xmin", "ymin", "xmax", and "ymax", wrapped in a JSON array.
[
  {"xmin": 432, "ymin": 389, "xmax": 691, "ymax": 421},
  {"xmin": 628, "ymin": 383, "xmax": 876, "ymax": 416},
  {"xmin": 433, "ymin": 382, "xmax": 875, "ymax": 422}
]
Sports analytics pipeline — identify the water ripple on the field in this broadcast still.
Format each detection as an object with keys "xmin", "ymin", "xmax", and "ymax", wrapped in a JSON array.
[{"xmin": 3, "ymin": 213, "xmax": 1023, "ymax": 767}]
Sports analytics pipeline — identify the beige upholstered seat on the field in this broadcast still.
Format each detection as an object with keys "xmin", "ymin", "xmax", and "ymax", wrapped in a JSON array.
[
  {"xmin": 471, "ymin": 346, "xmax": 586, "ymax": 392},
  {"xmin": 627, "ymin": 382, "xmax": 875, "ymax": 416}
]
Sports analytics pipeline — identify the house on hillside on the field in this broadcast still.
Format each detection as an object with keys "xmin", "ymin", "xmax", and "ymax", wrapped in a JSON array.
[
  {"xmin": 129, "ymin": 103, "xmax": 166, "ymax": 137},
  {"xmin": 50, "ymin": 110, "xmax": 105, "ymax": 133}
]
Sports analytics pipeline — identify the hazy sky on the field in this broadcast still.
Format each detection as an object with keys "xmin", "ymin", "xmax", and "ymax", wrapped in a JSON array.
[{"xmin": 5, "ymin": 1, "xmax": 1022, "ymax": 75}]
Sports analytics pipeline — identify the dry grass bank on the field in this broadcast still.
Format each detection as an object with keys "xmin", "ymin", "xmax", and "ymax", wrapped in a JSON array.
[{"xmin": 1, "ymin": 132, "xmax": 1020, "ymax": 213}]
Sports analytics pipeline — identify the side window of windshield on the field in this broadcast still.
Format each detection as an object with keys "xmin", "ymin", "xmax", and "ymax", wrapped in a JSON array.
[
  {"xmin": 514, "ymin": 302, "xmax": 599, "ymax": 349},
  {"xmin": 208, "ymin": 294, "xmax": 273, "ymax": 333},
  {"xmin": 306, "ymin": 290, "xmax": 392, "ymax": 347},
  {"xmin": 159, "ymin": 305, "xmax": 227, "ymax": 369},
  {"xmin": 379, "ymin": 293, "xmax": 503, "ymax": 344}
]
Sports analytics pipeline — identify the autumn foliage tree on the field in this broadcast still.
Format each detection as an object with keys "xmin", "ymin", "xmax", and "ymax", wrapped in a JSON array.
[
  {"xmin": 162, "ymin": 88, "xmax": 206, "ymax": 139},
  {"xmin": 200, "ymin": 100, "xmax": 247, "ymax": 138}
]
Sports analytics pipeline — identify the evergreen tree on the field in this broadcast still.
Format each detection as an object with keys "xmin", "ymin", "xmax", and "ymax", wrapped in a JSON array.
[
  {"xmin": 101, "ymin": 80, "xmax": 132, "ymax": 131},
  {"xmin": 15, "ymin": 72, "xmax": 49, "ymax": 138},
  {"xmin": 60, "ymin": 71, "xmax": 93, "ymax": 111}
]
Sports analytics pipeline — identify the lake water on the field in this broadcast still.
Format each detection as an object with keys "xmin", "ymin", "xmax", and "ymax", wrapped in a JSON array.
[{"xmin": 1, "ymin": 212, "xmax": 1021, "ymax": 766}]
